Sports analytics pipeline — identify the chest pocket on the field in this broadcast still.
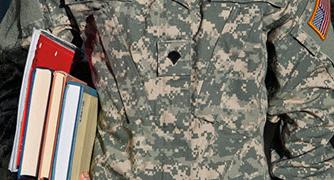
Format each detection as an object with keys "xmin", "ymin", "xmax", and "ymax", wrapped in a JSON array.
[
  {"xmin": 194, "ymin": 0, "xmax": 285, "ymax": 79},
  {"xmin": 192, "ymin": 0, "xmax": 284, "ymax": 133}
]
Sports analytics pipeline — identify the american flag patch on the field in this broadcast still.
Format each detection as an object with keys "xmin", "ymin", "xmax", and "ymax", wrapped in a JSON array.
[{"xmin": 308, "ymin": 0, "xmax": 331, "ymax": 40}]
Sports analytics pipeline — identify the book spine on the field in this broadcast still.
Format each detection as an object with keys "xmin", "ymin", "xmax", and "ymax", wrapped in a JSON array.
[
  {"xmin": 38, "ymin": 71, "xmax": 59, "ymax": 179},
  {"xmin": 51, "ymin": 82, "xmax": 80, "ymax": 180},
  {"xmin": 66, "ymin": 85, "xmax": 85, "ymax": 180},
  {"xmin": 17, "ymin": 68, "xmax": 37, "ymax": 178},
  {"xmin": 48, "ymin": 73, "xmax": 67, "ymax": 179},
  {"xmin": 16, "ymin": 66, "xmax": 35, "ymax": 168},
  {"xmin": 16, "ymin": 34, "xmax": 44, "ymax": 167},
  {"xmin": 50, "ymin": 83, "xmax": 70, "ymax": 180}
]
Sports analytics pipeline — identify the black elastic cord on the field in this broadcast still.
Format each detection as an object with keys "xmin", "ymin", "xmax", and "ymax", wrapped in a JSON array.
[
  {"xmin": 58, "ymin": 0, "xmax": 94, "ymax": 87},
  {"xmin": 59, "ymin": 0, "xmax": 83, "ymax": 47}
]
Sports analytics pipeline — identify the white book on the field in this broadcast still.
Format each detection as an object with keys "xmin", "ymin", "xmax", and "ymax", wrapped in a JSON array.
[
  {"xmin": 52, "ymin": 83, "xmax": 82, "ymax": 180},
  {"xmin": 9, "ymin": 29, "xmax": 41, "ymax": 172}
]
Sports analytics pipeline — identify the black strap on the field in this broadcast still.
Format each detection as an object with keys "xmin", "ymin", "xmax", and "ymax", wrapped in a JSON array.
[
  {"xmin": 58, "ymin": 0, "xmax": 94, "ymax": 87},
  {"xmin": 59, "ymin": 0, "xmax": 83, "ymax": 48}
]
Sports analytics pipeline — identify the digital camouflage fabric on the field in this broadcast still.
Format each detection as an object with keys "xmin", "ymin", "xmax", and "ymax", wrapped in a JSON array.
[
  {"xmin": 88, "ymin": 0, "xmax": 334, "ymax": 179},
  {"xmin": 267, "ymin": 0, "xmax": 334, "ymax": 178},
  {"xmin": 0, "ymin": 0, "xmax": 334, "ymax": 180}
]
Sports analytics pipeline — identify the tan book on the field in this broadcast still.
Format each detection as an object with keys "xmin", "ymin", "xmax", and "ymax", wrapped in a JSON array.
[
  {"xmin": 38, "ymin": 71, "xmax": 85, "ymax": 180},
  {"xmin": 19, "ymin": 68, "xmax": 52, "ymax": 177},
  {"xmin": 51, "ymin": 82, "xmax": 98, "ymax": 180},
  {"xmin": 69, "ymin": 88, "xmax": 98, "ymax": 180}
]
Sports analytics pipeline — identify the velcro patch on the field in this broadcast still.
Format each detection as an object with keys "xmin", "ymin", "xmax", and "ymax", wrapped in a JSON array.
[{"xmin": 308, "ymin": 0, "xmax": 331, "ymax": 41}]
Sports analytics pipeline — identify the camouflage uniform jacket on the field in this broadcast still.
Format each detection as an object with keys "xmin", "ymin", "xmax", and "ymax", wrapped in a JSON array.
[
  {"xmin": 1, "ymin": 0, "xmax": 334, "ymax": 179},
  {"xmin": 88, "ymin": 0, "xmax": 334, "ymax": 179}
]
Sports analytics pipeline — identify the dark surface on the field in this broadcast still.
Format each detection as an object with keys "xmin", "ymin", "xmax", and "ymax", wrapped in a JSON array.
[
  {"xmin": 0, "ymin": 47, "xmax": 27, "ymax": 180},
  {"xmin": 0, "ymin": 1, "xmax": 93, "ymax": 179},
  {"xmin": 0, "ymin": 45, "xmax": 92, "ymax": 180},
  {"xmin": 0, "ymin": 0, "xmax": 11, "ymax": 22}
]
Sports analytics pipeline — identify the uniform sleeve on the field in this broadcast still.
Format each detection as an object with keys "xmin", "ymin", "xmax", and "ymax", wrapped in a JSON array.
[
  {"xmin": 266, "ymin": 0, "xmax": 334, "ymax": 178},
  {"xmin": 87, "ymin": 9, "xmax": 135, "ymax": 179}
]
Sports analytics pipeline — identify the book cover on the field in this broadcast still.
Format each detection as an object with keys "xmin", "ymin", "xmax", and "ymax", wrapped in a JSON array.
[
  {"xmin": 68, "ymin": 85, "xmax": 98, "ymax": 180},
  {"xmin": 18, "ymin": 68, "xmax": 52, "ymax": 177},
  {"xmin": 38, "ymin": 71, "xmax": 85, "ymax": 180},
  {"xmin": 51, "ymin": 82, "xmax": 97, "ymax": 180},
  {"xmin": 9, "ymin": 29, "xmax": 41, "ymax": 172},
  {"xmin": 14, "ymin": 29, "xmax": 76, "ymax": 171},
  {"xmin": 51, "ymin": 81, "xmax": 85, "ymax": 180}
]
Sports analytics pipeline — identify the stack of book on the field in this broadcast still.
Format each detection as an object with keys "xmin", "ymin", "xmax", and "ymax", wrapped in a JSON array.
[{"xmin": 9, "ymin": 29, "xmax": 98, "ymax": 180}]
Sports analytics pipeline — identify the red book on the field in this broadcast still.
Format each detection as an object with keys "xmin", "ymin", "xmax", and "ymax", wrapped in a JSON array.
[{"xmin": 16, "ymin": 32, "xmax": 76, "ymax": 168}]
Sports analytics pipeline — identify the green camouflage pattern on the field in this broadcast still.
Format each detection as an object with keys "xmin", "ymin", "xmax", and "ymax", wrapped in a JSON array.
[
  {"xmin": 87, "ymin": 0, "xmax": 334, "ymax": 179},
  {"xmin": 267, "ymin": 0, "xmax": 334, "ymax": 179},
  {"xmin": 89, "ymin": 0, "xmax": 271, "ymax": 179},
  {"xmin": 1, "ymin": 0, "xmax": 334, "ymax": 179}
]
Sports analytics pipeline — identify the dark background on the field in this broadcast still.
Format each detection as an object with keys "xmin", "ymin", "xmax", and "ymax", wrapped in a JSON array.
[{"xmin": 0, "ymin": 0, "xmax": 11, "ymax": 22}]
